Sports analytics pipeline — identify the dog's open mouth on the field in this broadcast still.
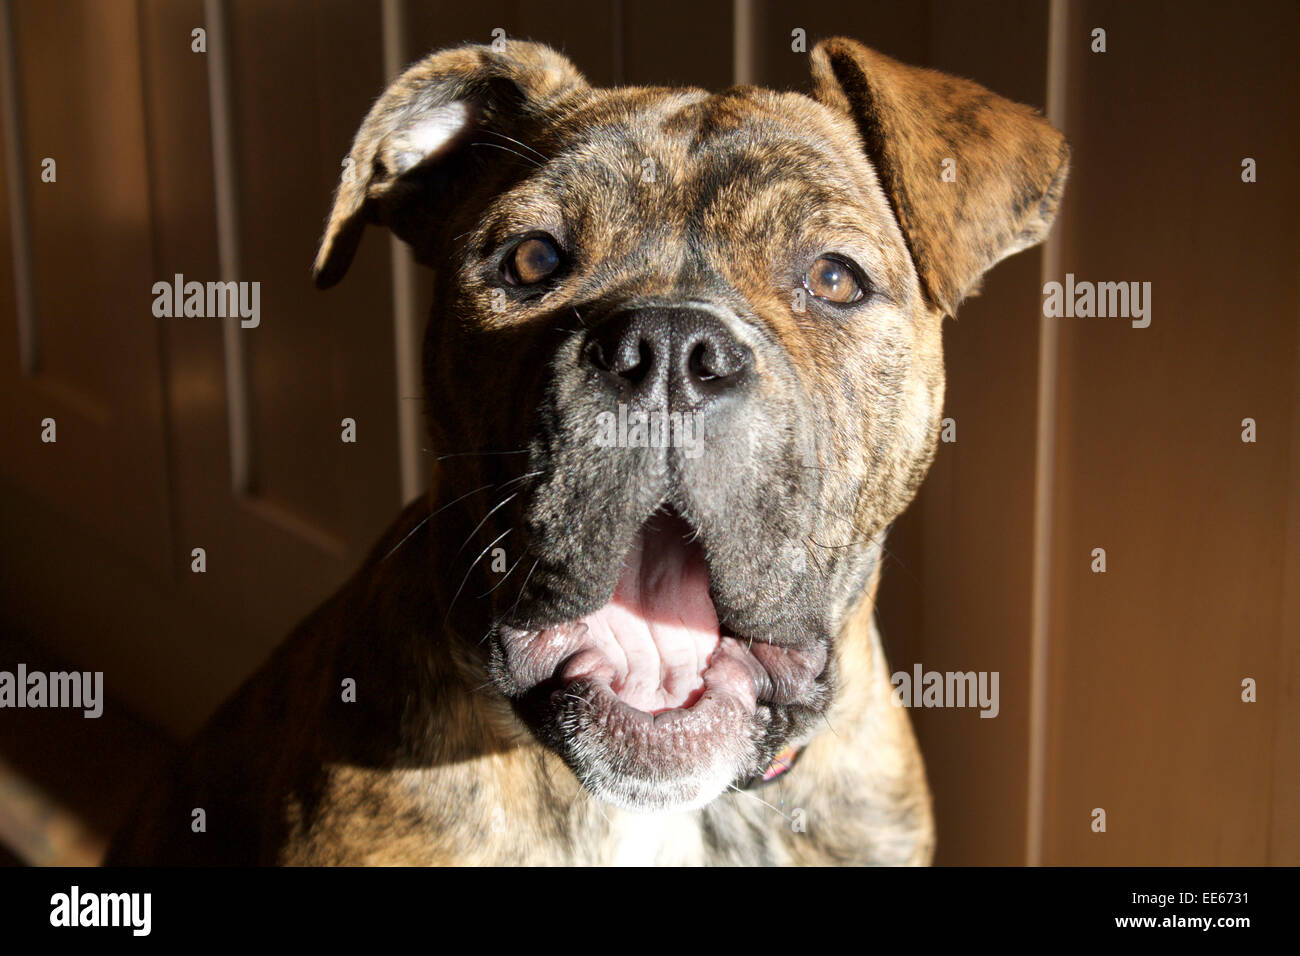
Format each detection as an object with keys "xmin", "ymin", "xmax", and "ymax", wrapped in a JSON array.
[{"xmin": 492, "ymin": 510, "xmax": 826, "ymax": 810}]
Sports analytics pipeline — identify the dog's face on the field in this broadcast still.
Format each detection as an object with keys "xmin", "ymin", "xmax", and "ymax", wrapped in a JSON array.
[{"xmin": 315, "ymin": 39, "xmax": 1067, "ymax": 811}]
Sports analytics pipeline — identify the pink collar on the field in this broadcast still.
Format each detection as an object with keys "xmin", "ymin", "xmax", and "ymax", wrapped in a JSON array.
[{"xmin": 756, "ymin": 744, "xmax": 802, "ymax": 785}]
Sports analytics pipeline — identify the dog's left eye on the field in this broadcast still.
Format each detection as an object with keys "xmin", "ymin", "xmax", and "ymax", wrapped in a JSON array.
[
  {"xmin": 803, "ymin": 255, "xmax": 865, "ymax": 304},
  {"xmin": 504, "ymin": 235, "xmax": 562, "ymax": 286}
]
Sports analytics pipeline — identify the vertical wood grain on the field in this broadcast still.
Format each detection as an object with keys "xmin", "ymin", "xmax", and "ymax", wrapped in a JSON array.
[{"xmin": 1042, "ymin": 0, "xmax": 1298, "ymax": 865}]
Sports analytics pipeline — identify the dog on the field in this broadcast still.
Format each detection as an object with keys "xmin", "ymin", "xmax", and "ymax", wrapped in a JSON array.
[{"xmin": 107, "ymin": 36, "xmax": 1067, "ymax": 865}]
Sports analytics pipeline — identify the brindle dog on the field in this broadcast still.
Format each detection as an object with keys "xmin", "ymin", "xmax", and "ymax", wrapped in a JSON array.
[{"xmin": 108, "ymin": 37, "xmax": 1067, "ymax": 865}]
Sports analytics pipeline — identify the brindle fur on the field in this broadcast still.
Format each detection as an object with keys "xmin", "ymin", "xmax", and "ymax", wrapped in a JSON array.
[{"xmin": 108, "ymin": 37, "xmax": 1066, "ymax": 866}]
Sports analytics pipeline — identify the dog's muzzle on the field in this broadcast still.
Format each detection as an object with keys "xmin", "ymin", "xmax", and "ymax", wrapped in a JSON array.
[{"xmin": 486, "ymin": 301, "xmax": 829, "ymax": 812}]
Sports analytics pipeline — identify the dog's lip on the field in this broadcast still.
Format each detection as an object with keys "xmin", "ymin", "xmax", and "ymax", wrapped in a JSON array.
[
  {"xmin": 557, "ymin": 670, "xmax": 759, "ymax": 760},
  {"xmin": 499, "ymin": 621, "xmax": 826, "ymax": 707}
]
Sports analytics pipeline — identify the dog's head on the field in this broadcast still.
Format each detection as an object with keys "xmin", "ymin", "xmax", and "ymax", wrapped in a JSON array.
[{"xmin": 315, "ymin": 39, "xmax": 1067, "ymax": 812}]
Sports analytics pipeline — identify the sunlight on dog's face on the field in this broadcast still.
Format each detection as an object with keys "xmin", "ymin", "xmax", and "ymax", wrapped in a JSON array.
[
  {"xmin": 415, "ymin": 89, "xmax": 946, "ymax": 811},
  {"xmin": 314, "ymin": 38, "xmax": 1065, "ymax": 814}
]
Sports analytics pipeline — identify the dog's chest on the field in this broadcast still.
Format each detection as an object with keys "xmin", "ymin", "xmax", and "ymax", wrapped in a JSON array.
[
  {"xmin": 594, "ymin": 798, "xmax": 793, "ymax": 866},
  {"xmin": 603, "ymin": 811, "xmax": 708, "ymax": 866}
]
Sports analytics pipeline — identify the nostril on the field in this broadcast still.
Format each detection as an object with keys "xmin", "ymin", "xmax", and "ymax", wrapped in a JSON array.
[
  {"xmin": 687, "ymin": 341, "xmax": 718, "ymax": 382},
  {"xmin": 686, "ymin": 335, "xmax": 751, "ymax": 387},
  {"xmin": 584, "ymin": 339, "xmax": 611, "ymax": 372},
  {"xmin": 588, "ymin": 333, "xmax": 654, "ymax": 386}
]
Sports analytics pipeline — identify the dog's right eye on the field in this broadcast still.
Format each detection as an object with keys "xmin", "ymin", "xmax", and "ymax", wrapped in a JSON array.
[
  {"xmin": 803, "ymin": 255, "xmax": 866, "ymax": 305},
  {"xmin": 503, "ymin": 235, "xmax": 562, "ymax": 286}
]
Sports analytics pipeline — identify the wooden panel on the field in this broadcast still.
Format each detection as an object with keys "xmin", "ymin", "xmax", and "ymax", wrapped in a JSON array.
[
  {"xmin": 622, "ymin": 0, "xmax": 733, "ymax": 88},
  {"xmin": 132, "ymin": 0, "xmax": 346, "ymax": 731},
  {"xmin": 1276, "ymin": 321, "xmax": 1300, "ymax": 863},
  {"xmin": 0, "ymin": 0, "xmax": 171, "ymax": 574},
  {"xmin": 226, "ymin": 0, "xmax": 399, "ymax": 546},
  {"xmin": 1043, "ymin": 0, "xmax": 1299, "ymax": 864},
  {"xmin": 0, "ymin": 7, "xmax": 16, "ymax": 340},
  {"xmin": 132, "ymin": 0, "xmax": 401, "ymax": 731},
  {"xmin": 0, "ymin": 1, "xmax": 409, "ymax": 737}
]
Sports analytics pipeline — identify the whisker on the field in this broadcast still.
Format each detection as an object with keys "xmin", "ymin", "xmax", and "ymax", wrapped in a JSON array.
[
  {"xmin": 477, "ymin": 550, "xmax": 526, "ymax": 600},
  {"xmin": 468, "ymin": 140, "xmax": 542, "ymax": 168},
  {"xmin": 480, "ymin": 128, "xmax": 550, "ymax": 163},
  {"xmin": 455, "ymin": 492, "xmax": 519, "ymax": 558},
  {"xmin": 444, "ymin": 527, "xmax": 513, "ymax": 625},
  {"xmin": 505, "ymin": 558, "xmax": 541, "ymax": 621},
  {"xmin": 805, "ymin": 529, "xmax": 920, "ymax": 590},
  {"xmin": 379, "ymin": 479, "xmax": 500, "ymax": 563},
  {"xmin": 727, "ymin": 784, "xmax": 792, "ymax": 821},
  {"xmin": 501, "ymin": 469, "xmax": 544, "ymax": 486},
  {"xmin": 379, "ymin": 513, "xmax": 433, "ymax": 564},
  {"xmin": 573, "ymin": 781, "xmax": 611, "ymax": 826},
  {"xmin": 435, "ymin": 449, "xmax": 529, "ymax": 461}
]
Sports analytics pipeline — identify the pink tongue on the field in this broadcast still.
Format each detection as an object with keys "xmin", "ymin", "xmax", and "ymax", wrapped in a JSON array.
[{"xmin": 578, "ymin": 514, "xmax": 720, "ymax": 713}]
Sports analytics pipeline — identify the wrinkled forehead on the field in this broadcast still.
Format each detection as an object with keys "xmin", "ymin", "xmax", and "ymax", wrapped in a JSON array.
[
  {"xmin": 484, "ymin": 87, "xmax": 914, "ymax": 290},
  {"xmin": 556, "ymin": 88, "xmax": 862, "ymax": 175}
]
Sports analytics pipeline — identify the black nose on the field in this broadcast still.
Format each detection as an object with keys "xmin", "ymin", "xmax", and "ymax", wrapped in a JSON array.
[{"xmin": 583, "ymin": 306, "xmax": 754, "ymax": 409}]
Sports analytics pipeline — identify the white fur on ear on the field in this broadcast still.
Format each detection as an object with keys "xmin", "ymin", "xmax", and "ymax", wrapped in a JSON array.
[
  {"xmin": 313, "ymin": 100, "xmax": 476, "ymax": 288},
  {"xmin": 381, "ymin": 101, "xmax": 474, "ymax": 177}
]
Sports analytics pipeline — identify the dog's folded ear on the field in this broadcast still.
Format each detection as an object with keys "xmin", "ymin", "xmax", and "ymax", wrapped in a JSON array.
[
  {"xmin": 313, "ymin": 41, "xmax": 587, "ymax": 289},
  {"xmin": 810, "ymin": 37, "xmax": 1068, "ymax": 316}
]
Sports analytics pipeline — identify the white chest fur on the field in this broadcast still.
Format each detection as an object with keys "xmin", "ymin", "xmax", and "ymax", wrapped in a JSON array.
[{"xmin": 606, "ymin": 810, "xmax": 706, "ymax": 866}]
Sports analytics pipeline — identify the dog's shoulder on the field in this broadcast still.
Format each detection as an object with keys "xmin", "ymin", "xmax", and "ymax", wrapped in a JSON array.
[{"xmin": 107, "ymin": 501, "xmax": 444, "ymax": 865}]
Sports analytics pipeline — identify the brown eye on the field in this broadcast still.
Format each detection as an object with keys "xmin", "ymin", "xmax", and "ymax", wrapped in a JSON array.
[
  {"xmin": 803, "ymin": 255, "xmax": 865, "ymax": 304},
  {"xmin": 505, "ymin": 235, "xmax": 562, "ymax": 285}
]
